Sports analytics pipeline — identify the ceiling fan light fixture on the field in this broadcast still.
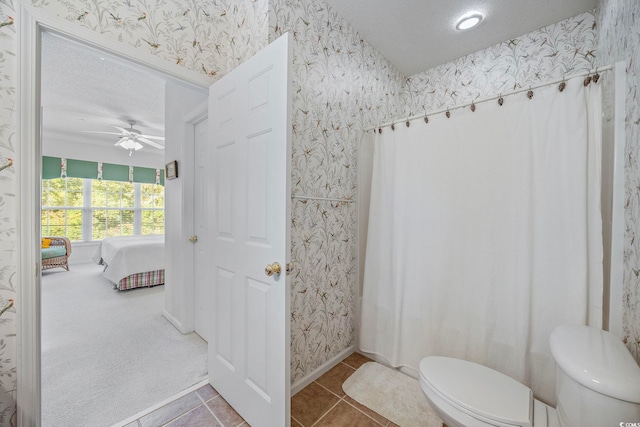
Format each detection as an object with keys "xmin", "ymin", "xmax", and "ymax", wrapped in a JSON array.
[
  {"xmin": 119, "ymin": 138, "xmax": 144, "ymax": 151},
  {"xmin": 455, "ymin": 12, "xmax": 483, "ymax": 31},
  {"xmin": 83, "ymin": 119, "xmax": 165, "ymax": 152}
]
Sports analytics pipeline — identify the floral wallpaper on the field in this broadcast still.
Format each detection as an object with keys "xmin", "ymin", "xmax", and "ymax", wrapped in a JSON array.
[
  {"xmin": 402, "ymin": 11, "xmax": 597, "ymax": 116},
  {"xmin": 0, "ymin": 0, "xmax": 16, "ymax": 424},
  {"xmin": 596, "ymin": 0, "xmax": 640, "ymax": 362},
  {"xmin": 32, "ymin": 0, "xmax": 268, "ymax": 79},
  {"xmin": 268, "ymin": 0, "xmax": 404, "ymax": 383}
]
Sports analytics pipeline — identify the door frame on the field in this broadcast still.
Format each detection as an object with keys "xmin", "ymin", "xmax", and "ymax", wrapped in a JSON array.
[
  {"xmin": 175, "ymin": 102, "xmax": 208, "ymax": 335},
  {"xmin": 17, "ymin": 5, "xmax": 210, "ymax": 425}
]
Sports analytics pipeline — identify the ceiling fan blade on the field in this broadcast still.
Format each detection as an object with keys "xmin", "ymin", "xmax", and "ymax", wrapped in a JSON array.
[
  {"xmin": 113, "ymin": 126, "xmax": 131, "ymax": 134},
  {"xmin": 138, "ymin": 134, "xmax": 165, "ymax": 141},
  {"xmin": 83, "ymin": 130, "xmax": 124, "ymax": 136},
  {"xmin": 138, "ymin": 137, "xmax": 165, "ymax": 149}
]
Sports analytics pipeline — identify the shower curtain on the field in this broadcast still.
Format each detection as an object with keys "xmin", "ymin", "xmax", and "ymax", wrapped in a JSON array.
[{"xmin": 360, "ymin": 77, "xmax": 603, "ymax": 406}]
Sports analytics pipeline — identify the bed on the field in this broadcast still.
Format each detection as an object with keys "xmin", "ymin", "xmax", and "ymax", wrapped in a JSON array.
[{"xmin": 91, "ymin": 235, "xmax": 165, "ymax": 290}]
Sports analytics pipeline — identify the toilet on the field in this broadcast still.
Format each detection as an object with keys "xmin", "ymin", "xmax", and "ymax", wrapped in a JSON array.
[{"xmin": 418, "ymin": 324, "xmax": 640, "ymax": 427}]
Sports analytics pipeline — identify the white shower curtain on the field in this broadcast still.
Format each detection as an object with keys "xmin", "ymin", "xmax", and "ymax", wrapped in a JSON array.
[{"xmin": 360, "ymin": 77, "xmax": 603, "ymax": 406}]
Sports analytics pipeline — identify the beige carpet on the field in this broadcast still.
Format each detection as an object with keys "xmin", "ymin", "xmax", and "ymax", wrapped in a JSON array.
[
  {"xmin": 41, "ymin": 262, "xmax": 207, "ymax": 427},
  {"xmin": 342, "ymin": 362, "xmax": 443, "ymax": 427}
]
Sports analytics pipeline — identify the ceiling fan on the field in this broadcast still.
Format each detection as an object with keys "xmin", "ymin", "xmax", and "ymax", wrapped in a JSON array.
[{"xmin": 83, "ymin": 120, "xmax": 164, "ymax": 155}]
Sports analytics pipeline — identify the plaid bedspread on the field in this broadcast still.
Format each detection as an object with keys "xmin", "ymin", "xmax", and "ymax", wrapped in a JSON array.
[{"xmin": 117, "ymin": 269, "xmax": 165, "ymax": 291}]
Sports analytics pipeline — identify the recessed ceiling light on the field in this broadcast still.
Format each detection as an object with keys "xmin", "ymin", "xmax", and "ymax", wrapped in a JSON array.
[{"xmin": 456, "ymin": 12, "xmax": 483, "ymax": 30}]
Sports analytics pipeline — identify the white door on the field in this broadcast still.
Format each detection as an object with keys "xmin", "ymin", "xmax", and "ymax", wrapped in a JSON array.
[
  {"xmin": 194, "ymin": 117, "xmax": 210, "ymax": 342},
  {"xmin": 208, "ymin": 33, "xmax": 291, "ymax": 427}
]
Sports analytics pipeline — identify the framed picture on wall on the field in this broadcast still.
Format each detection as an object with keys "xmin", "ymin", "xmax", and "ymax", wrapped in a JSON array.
[{"xmin": 165, "ymin": 160, "xmax": 178, "ymax": 179}]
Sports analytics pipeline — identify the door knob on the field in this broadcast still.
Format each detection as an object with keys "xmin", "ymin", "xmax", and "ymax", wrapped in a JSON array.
[
  {"xmin": 189, "ymin": 235, "xmax": 198, "ymax": 243},
  {"xmin": 265, "ymin": 262, "xmax": 282, "ymax": 277}
]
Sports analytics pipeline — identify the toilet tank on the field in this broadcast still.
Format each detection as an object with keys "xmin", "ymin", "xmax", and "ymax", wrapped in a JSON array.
[{"xmin": 550, "ymin": 325, "xmax": 640, "ymax": 427}]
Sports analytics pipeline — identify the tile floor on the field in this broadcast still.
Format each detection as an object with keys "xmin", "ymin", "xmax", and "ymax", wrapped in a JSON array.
[
  {"xmin": 123, "ymin": 384, "xmax": 247, "ymax": 427},
  {"xmin": 123, "ymin": 352, "xmax": 399, "ymax": 427},
  {"xmin": 291, "ymin": 352, "xmax": 401, "ymax": 427}
]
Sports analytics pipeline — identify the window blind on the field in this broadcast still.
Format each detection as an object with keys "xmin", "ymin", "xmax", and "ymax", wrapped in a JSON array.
[{"xmin": 42, "ymin": 156, "xmax": 164, "ymax": 186}]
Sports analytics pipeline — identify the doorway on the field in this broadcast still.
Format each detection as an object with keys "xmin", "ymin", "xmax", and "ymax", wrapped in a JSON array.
[
  {"xmin": 19, "ymin": 8, "xmax": 293, "ymax": 426},
  {"xmin": 20, "ymin": 13, "xmax": 210, "ymax": 426}
]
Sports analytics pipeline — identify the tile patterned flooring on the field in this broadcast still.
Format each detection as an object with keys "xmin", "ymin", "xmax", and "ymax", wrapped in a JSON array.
[
  {"xmin": 291, "ymin": 352, "xmax": 400, "ymax": 427},
  {"xmin": 123, "ymin": 384, "xmax": 247, "ymax": 427},
  {"xmin": 124, "ymin": 352, "xmax": 397, "ymax": 427}
]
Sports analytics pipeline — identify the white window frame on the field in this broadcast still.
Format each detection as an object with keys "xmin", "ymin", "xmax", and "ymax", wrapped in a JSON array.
[
  {"xmin": 41, "ymin": 178, "xmax": 164, "ymax": 241},
  {"xmin": 41, "ymin": 177, "xmax": 84, "ymax": 240}
]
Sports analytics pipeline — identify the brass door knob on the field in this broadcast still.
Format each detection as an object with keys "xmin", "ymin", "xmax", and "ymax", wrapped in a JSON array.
[
  {"xmin": 265, "ymin": 262, "xmax": 282, "ymax": 277},
  {"xmin": 189, "ymin": 235, "xmax": 198, "ymax": 243}
]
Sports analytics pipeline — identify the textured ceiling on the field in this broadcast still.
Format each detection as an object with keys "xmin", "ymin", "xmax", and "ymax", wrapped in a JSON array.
[
  {"xmin": 324, "ymin": 0, "xmax": 597, "ymax": 76},
  {"xmin": 41, "ymin": 32, "xmax": 165, "ymax": 152}
]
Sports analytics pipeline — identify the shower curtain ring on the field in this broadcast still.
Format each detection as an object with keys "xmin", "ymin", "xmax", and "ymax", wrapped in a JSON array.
[
  {"xmin": 391, "ymin": 122, "xmax": 395, "ymax": 131},
  {"xmin": 378, "ymin": 127, "xmax": 382, "ymax": 134},
  {"xmin": 406, "ymin": 119, "xmax": 410, "ymax": 127},
  {"xmin": 584, "ymin": 75, "xmax": 592, "ymax": 86},
  {"xmin": 498, "ymin": 94, "xmax": 504, "ymax": 106},
  {"xmin": 424, "ymin": 115, "xmax": 429, "ymax": 124},
  {"xmin": 593, "ymin": 72, "xmax": 600, "ymax": 83},
  {"xmin": 559, "ymin": 77, "xmax": 566, "ymax": 92},
  {"xmin": 445, "ymin": 108, "xmax": 451, "ymax": 118},
  {"xmin": 470, "ymin": 102, "xmax": 476, "ymax": 112}
]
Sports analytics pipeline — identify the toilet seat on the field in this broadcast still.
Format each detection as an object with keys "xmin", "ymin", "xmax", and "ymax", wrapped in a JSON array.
[{"xmin": 419, "ymin": 357, "xmax": 533, "ymax": 427}]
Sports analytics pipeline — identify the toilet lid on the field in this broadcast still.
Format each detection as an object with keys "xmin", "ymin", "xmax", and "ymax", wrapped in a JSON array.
[{"xmin": 419, "ymin": 357, "xmax": 532, "ymax": 427}]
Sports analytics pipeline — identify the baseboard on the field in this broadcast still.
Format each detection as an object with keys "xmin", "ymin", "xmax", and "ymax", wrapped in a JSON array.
[
  {"xmin": 357, "ymin": 349, "xmax": 419, "ymax": 379},
  {"xmin": 162, "ymin": 309, "xmax": 188, "ymax": 334},
  {"xmin": 291, "ymin": 345, "xmax": 355, "ymax": 395}
]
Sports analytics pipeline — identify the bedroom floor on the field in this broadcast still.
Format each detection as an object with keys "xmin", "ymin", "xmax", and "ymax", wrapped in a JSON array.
[
  {"xmin": 122, "ymin": 352, "xmax": 400, "ymax": 427},
  {"xmin": 41, "ymin": 262, "xmax": 207, "ymax": 426}
]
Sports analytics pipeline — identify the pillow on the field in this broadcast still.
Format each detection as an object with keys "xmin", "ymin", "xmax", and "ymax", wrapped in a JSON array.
[{"xmin": 41, "ymin": 238, "xmax": 52, "ymax": 248}]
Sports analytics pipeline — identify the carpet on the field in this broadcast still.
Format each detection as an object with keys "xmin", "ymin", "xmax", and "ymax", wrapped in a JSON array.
[
  {"xmin": 342, "ymin": 362, "xmax": 443, "ymax": 427},
  {"xmin": 41, "ymin": 262, "xmax": 207, "ymax": 427}
]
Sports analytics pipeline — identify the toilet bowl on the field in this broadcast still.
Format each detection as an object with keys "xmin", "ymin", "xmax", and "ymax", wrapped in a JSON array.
[{"xmin": 419, "ymin": 325, "xmax": 640, "ymax": 427}]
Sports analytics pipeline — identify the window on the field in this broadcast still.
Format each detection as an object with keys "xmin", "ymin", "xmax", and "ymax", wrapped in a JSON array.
[
  {"xmin": 141, "ymin": 183, "xmax": 165, "ymax": 235},
  {"xmin": 91, "ymin": 180, "xmax": 135, "ymax": 239},
  {"xmin": 42, "ymin": 178, "xmax": 164, "ymax": 241},
  {"xmin": 41, "ymin": 178, "xmax": 83, "ymax": 241}
]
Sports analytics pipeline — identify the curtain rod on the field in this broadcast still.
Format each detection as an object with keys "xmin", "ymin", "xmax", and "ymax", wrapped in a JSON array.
[
  {"xmin": 292, "ymin": 195, "xmax": 353, "ymax": 203},
  {"xmin": 366, "ymin": 64, "xmax": 614, "ymax": 132}
]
